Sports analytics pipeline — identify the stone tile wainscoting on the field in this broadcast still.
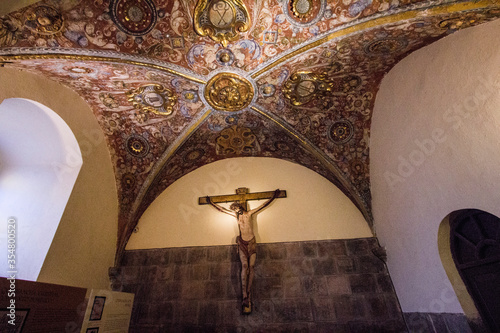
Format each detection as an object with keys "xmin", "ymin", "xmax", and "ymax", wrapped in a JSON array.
[{"xmin": 115, "ymin": 238, "xmax": 407, "ymax": 332}]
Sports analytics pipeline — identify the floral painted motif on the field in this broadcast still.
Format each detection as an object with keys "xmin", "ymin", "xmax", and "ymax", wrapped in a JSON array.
[{"xmin": 1, "ymin": 0, "xmax": 499, "ymax": 255}]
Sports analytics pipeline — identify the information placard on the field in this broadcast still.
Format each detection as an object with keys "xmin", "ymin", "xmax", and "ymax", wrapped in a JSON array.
[{"xmin": 80, "ymin": 289, "xmax": 134, "ymax": 333}]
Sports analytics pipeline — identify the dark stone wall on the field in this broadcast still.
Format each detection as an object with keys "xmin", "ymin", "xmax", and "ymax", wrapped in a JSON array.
[{"xmin": 116, "ymin": 238, "xmax": 407, "ymax": 332}]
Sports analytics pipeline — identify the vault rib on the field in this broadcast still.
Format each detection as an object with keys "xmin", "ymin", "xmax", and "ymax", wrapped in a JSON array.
[
  {"xmin": 251, "ymin": 105, "xmax": 373, "ymax": 226},
  {"xmin": 116, "ymin": 107, "xmax": 213, "ymax": 263},
  {"xmin": 0, "ymin": 51, "xmax": 207, "ymax": 84}
]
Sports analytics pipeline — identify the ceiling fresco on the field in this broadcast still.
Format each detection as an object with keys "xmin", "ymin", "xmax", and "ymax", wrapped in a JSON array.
[{"xmin": 0, "ymin": 0, "xmax": 499, "ymax": 262}]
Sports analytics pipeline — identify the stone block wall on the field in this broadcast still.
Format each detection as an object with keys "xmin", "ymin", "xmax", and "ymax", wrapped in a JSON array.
[{"xmin": 117, "ymin": 238, "xmax": 407, "ymax": 332}]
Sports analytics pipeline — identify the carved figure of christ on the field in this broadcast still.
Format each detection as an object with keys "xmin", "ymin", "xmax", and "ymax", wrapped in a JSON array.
[{"xmin": 200, "ymin": 187, "xmax": 286, "ymax": 314}]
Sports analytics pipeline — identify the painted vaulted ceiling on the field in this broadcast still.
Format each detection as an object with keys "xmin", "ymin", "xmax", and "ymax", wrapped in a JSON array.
[{"xmin": 1, "ymin": 0, "xmax": 499, "ymax": 262}]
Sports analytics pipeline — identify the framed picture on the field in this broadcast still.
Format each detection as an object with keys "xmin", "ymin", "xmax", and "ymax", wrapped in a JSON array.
[
  {"xmin": 0, "ymin": 309, "xmax": 29, "ymax": 333},
  {"xmin": 86, "ymin": 328, "xmax": 99, "ymax": 333},
  {"xmin": 89, "ymin": 296, "xmax": 106, "ymax": 321}
]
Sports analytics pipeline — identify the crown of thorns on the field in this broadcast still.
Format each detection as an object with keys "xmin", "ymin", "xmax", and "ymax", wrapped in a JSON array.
[{"xmin": 230, "ymin": 202, "xmax": 244, "ymax": 210}]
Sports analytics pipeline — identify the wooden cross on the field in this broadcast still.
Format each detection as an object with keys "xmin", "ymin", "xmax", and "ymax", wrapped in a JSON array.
[
  {"xmin": 199, "ymin": 187, "xmax": 287, "ymax": 209},
  {"xmin": 200, "ymin": 187, "xmax": 286, "ymax": 314}
]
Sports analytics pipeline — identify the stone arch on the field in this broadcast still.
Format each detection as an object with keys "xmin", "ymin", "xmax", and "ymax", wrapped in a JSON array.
[{"xmin": 438, "ymin": 213, "xmax": 479, "ymax": 321}]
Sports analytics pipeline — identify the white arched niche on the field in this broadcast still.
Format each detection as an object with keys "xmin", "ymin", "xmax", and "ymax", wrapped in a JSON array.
[
  {"xmin": 126, "ymin": 157, "xmax": 372, "ymax": 249},
  {"xmin": 0, "ymin": 98, "xmax": 82, "ymax": 281},
  {"xmin": 371, "ymin": 19, "xmax": 500, "ymax": 314}
]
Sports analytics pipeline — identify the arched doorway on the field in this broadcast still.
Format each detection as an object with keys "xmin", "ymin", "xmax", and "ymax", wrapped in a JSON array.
[{"xmin": 450, "ymin": 209, "xmax": 500, "ymax": 332}]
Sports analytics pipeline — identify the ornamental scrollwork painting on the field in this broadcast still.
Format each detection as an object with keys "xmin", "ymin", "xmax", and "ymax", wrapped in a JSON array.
[
  {"xmin": 194, "ymin": 0, "xmax": 251, "ymax": 47},
  {"xmin": 282, "ymin": 71, "xmax": 332, "ymax": 106},
  {"xmin": 205, "ymin": 73, "xmax": 254, "ymax": 112},
  {"xmin": 0, "ymin": 18, "xmax": 20, "ymax": 46},
  {"xmin": 283, "ymin": 71, "xmax": 363, "ymax": 106},
  {"xmin": 127, "ymin": 84, "xmax": 177, "ymax": 119},
  {"xmin": 24, "ymin": 5, "xmax": 64, "ymax": 35},
  {"xmin": 216, "ymin": 125, "xmax": 260, "ymax": 155},
  {"xmin": 110, "ymin": 0, "xmax": 158, "ymax": 36},
  {"xmin": 283, "ymin": 0, "xmax": 326, "ymax": 27}
]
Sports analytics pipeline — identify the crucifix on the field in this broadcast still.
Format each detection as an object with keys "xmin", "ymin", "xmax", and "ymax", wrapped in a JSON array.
[{"xmin": 199, "ymin": 187, "xmax": 287, "ymax": 314}]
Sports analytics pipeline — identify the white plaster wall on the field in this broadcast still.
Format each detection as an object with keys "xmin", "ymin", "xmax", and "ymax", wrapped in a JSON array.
[
  {"xmin": 0, "ymin": 67, "xmax": 118, "ymax": 289},
  {"xmin": 127, "ymin": 157, "xmax": 372, "ymax": 249},
  {"xmin": 0, "ymin": 99, "xmax": 82, "ymax": 280},
  {"xmin": 371, "ymin": 19, "xmax": 500, "ymax": 313}
]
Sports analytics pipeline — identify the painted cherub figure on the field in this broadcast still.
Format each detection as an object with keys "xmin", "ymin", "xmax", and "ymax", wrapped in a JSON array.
[{"xmin": 207, "ymin": 189, "xmax": 280, "ymax": 313}]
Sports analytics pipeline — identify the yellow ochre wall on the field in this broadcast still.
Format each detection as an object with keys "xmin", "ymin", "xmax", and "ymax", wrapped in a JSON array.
[{"xmin": 127, "ymin": 157, "xmax": 373, "ymax": 250}]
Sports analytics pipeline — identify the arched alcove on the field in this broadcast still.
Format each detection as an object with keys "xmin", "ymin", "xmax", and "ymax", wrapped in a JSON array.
[
  {"xmin": 371, "ymin": 17, "xmax": 500, "ymax": 316},
  {"xmin": 126, "ymin": 157, "xmax": 372, "ymax": 250},
  {"xmin": 0, "ymin": 98, "xmax": 82, "ymax": 281},
  {"xmin": 0, "ymin": 67, "xmax": 118, "ymax": 289},
  {"xmin": 441, "ymin": 209, "xmax": 500, "ymax": 331}
]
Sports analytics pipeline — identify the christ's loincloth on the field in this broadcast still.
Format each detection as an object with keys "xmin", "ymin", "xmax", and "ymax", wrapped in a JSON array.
[{"xmin": 237, "ymin": 236, "xmax": 256, "ymax": 259}]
